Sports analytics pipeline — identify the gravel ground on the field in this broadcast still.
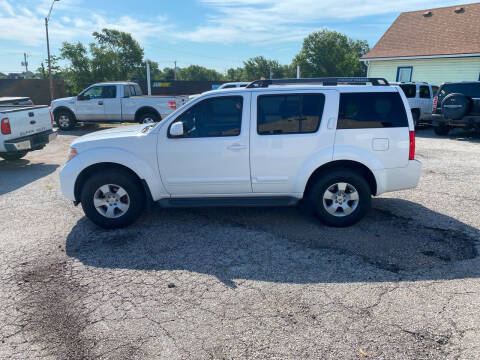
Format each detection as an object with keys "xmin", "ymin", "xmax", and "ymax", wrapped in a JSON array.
[{"xmin": 0, "ymin": 125, "xmax": 479, "ymax": 359}]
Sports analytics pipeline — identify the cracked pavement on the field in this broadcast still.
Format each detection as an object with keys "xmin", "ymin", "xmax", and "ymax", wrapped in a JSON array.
[{"xmin": 0, "ymin": 125, "xmax": 479, "ymax": 359}]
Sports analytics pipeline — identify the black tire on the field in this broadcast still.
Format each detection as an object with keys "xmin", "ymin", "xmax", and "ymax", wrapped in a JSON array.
[
  {"xmin": 55, "ymin": 110, "xmax": 76, "ymax": 130},
  {"xmin": 411, "ymin": 109, "xmax": 420, "ymax": 127},
  {"xmin": 433, "ymin": 124, "xmax": 450, "ymax": 136},
  {"xmin": 138, "ymin": 112, "xmax": 160, "ymax": 124},
  {"xmin": 308, "ymin": 169, "xmax": 371, "ymax": 227},
  {"xmin": 0, "ymin": 151, "xmax": 28, "ymax": 161},
  {"xmin": 80, "ymin": 169, "xmax": 145, "ymax": 229}
]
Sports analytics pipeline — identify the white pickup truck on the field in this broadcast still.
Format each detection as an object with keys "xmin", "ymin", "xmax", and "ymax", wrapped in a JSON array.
[
  {"xmin": 51, "ymin": 82, "xmax": 189, "ymax": 130},
  {"xmin": 0, "ymin": 103, "xmax": 56, "ymax": 161},
  {"xmin": 60, "ymin": 77, "xmax": 422, "ymax": 229}
]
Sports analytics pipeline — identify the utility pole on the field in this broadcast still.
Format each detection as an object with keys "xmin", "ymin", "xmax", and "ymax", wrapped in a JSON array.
[
  {"xmin": 174, "ymin": 60, "xmax": 177, "ymax": 81},
  {"xmin": 21, "ymin": 53, "xmax": 28, "ymax": 73},
  {"xmin": 45, "ymin": 0, "xmax": 59, "ymax": 102},
  {"xmin": 146, "ymin": 59, "xmax": 151, "ymax": 95}
]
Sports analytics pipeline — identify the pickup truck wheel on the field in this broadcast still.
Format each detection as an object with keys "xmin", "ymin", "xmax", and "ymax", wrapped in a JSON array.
[
  {"xmin": 139, "ymin": 113, "xmax": 160, "ymax": 124},
  {"xmin": 55, "ymin": 111, "xmax": 76, "ymax": 130},
  {"xmin": 308, "ymin": 169, "xmax": 371, "ymax": 227},
  {"xmin": 434, "ymin": 124, "xmax": 450, "ymax": 136},
  {"xmin": 0, "ymin": 151, "xmax": 28, "ymax": 161},
  {"xmin": 80, "ymin": 170, "xmax": 145, "ymax": 229}
]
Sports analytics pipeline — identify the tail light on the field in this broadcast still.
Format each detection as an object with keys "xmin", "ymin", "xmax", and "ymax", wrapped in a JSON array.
[
  {"xmin": 432, "ymin": 96, "xmax": 438, "ymax": 112},
  {"xmin": 167, "ymin": 101, "xmax": 177, "ymax": 110},
  {"xmin": 409, "ymin": 131, "xmax": 415, "ymax": 160},
  {"xmin": 49, "ymin": 111, "xmax": 54, "ymax": 125},
  {"xmin": 1, "ymin": 118, "xmax": 11, "ymax": 135}
]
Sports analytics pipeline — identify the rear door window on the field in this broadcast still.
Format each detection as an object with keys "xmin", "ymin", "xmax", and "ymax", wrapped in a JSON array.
[
  {"xmin": 337, "ymin": 92, "xmax": 409, "ymax": 129},
  {"xmin": 419, "ymin": 86, "xmax": 431, "ymax": 98},
  {"xmin": 257, "ymin": 94, "xmax": 325, "ymax": 135},
  {"xmin": 399, "ymin": 84, "xmax": 416, "ymax": 98},
  {"xmin": 102, "ymin": 86, "xmax": 117, "ymax": 99}
]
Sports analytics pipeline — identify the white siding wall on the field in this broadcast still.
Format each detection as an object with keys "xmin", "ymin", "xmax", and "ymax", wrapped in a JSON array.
[{"xmin": 367, "ymin": 57, "xmax": 480, "ymax": 84}]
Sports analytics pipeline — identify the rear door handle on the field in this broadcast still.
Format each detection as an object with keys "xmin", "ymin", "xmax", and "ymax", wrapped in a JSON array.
[
  {"xmin": 98, "ymin": 101, "xmax": 104, "ymax": 105},
  {"xmin": 227, "ymin": 143, "xmax": 247, "ymax": 151}
]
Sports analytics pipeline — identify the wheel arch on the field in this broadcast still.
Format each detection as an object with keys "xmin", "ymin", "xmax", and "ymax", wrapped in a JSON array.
[
  {"xmin": 303, "ymin": 160, "xmax": 378, "ymax": 198},
  {"xmin": 53, "ymin": 106, "xmax": 77, "ymax": 121},
  {"xmin": 74, "ymin": 162, "xmax": 153, "ymax": 204},
  {"xmin": 134, "ymin": 106, "xmax": 161, "ymax": 122}
]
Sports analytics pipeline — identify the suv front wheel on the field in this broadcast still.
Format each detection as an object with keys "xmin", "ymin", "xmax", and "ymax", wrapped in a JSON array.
[
  {"xmin": 308, "ymin": 169, "xmax": 371, "ymax": 227},
  {"xmin": 80, "ymin": 169, "xmax": 145, "ymax": 229}
]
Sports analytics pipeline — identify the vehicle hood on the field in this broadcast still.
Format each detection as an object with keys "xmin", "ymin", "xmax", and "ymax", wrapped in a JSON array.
[
  {"xmin": 52, "ymin": 96, "xmax": 76, "ymax": 105},
  {"xmin": 71, "ymin": 125, "xmax": 146, "ymax": 147}
]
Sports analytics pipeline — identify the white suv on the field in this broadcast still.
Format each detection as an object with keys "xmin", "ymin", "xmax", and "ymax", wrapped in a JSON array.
[{"xmin": 60, "ymin": 77, "xmax": 422, "ymax": 229}]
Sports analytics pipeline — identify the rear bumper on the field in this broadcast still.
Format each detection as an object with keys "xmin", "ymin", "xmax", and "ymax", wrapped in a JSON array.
[
  {"xmin": 375, "ymin": 160, "xmax": 422, "ymax": 195},
  {"xmin": 432, "ymin": 114, "xmax": 480, "ymax": 127},
  {"xmin": 3, "ymin": 130, "xmax": 57, "ymax": 152}
]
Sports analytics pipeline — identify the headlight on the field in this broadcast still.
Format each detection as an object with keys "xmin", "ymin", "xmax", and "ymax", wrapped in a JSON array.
[{"xmin": 67, "ymin": 148, "xmax": 78, "ymax": 162}]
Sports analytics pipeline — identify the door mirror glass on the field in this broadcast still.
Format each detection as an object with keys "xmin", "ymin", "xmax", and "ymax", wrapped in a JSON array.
[
  {"xmin": 169, "ymin": 121, "xmax": 184, "ymax": 137},
  {"xmin": 77, "ymin": 94, "xmax": 85, "ymax": 101}
]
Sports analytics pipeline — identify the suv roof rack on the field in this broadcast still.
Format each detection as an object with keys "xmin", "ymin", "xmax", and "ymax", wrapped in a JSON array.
[{"xmin": 246, "ymin": 77, "xmax": 390, "ymax": 88}]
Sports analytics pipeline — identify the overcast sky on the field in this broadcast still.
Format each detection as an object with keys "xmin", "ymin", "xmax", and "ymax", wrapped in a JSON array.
[{"xmin": 0, "ymin": 0, "xmax": 470, "ymax": 74}]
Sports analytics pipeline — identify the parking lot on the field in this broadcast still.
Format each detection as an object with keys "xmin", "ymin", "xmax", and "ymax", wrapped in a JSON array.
[{"xmin": 0, "ymin": 126, "xmax": 479, "ymax": 359}]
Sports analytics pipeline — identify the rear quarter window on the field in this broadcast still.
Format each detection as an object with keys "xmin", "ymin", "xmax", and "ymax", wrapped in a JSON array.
[
  {"xmin": 337, "ymin": 92, "xmax": 409, "ymax": 129},
  {"xmin": 399, "ymin": 84, "xmax": 416, "ymax": 98}
]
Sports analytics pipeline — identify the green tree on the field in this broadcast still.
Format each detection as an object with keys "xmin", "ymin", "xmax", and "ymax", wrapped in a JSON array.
[
  {"xmin": 90, "ymin": 29, "xmax": 144, "ymax": 80},
  {"xmin": 225, "ymin": 67, "xmax": 245, "ymax": 81},
  {"xmin": 60, "ymin": 42, "xmax": 92, "ymax": 93},
  {"xmin": 177, "ymin": 65, "xmax": 224, "ymax": 81},
  {"xmin": 243, "ymin": 56, "xmax": 287, "ymax": 80},
  {"xmin": 293, "ymin": 29, "xmax": 369, "ymax": 78}
]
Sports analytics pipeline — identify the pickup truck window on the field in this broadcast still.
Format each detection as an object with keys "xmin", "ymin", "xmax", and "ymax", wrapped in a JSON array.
[
  {"xmin": 102, "ymin": 86, "xmax": 116, "ymax": 99},
  {"xmin": 257, "ymin": 94, "xmax": 325, "ymax": 135},
  {"xmin": 419, "ymin": 86, "xmax": 430, "ymax": 99},
  {"xmin": 337, "ymin": 92, "xmax": 408, "ymax": 129},
  {"xmin": 124, "ymin": 86, "xmax": 131, "ymax": 97},
  {"xmin": 171, "ymin": 96, "xmax": 243, "ymax": 138},
  {"xmin": 83, "ymin": 86, "xmax": 103, "ymax": 100},
  {"xmin": 431, "ymin": 86, "xmax": 439, "ymax": 96},
  {"xmin": 133, "ymin": 84, "xmax": 143, "ymax": 96}
]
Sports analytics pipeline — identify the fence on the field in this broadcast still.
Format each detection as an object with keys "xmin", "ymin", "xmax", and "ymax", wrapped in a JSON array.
[{"xmin": 0, "ymin": 79, "xmax": 67, "ymax": 105}]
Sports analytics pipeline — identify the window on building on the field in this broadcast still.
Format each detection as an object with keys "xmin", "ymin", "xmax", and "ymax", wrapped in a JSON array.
[{"xmin": 396, "ymin": 67, "xmax": 412, "ymax": 82}]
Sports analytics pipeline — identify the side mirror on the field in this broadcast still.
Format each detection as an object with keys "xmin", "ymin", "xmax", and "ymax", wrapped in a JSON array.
[
  {"xmin": 169, "ymin": 122, "xmax": 184, "ymax": 137},
  {"xmin": 77, "ymin": 95, "xmax": 83, "ymax": 101}
]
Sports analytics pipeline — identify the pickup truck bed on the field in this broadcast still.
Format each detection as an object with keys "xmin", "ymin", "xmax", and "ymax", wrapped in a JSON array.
[{"xmin": 0, "ymin": 105, "xmax": 56, "ymax": 160}]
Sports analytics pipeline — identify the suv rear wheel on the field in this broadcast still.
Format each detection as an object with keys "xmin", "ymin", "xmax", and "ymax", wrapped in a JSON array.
[
  {"xmin": 308, "ymin": 169, "xmax": 371, "ymax": 227},
  {"xmin": 434, "ymin": 124, "xmax": 450, "ymax": 136},
  {"xmin": 80, "ymin": 169, "xmax": 145, "ymax": 229}
]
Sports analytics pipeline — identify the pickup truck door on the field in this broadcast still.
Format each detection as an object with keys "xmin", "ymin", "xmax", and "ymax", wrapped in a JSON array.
[
  {"xmin": 159, "ymin": 93, "xmax": 251, "ymax": 195},
  {"xmin": 76, "ymin": 85, "xmax": 105, "ymax": 121},
  {"xmin": 101, "ymin": 85, "xmax": 122, "ymax": 121},
  {"xmin": 250, "ymin": 90, "xmax": 338, "ymax": 194}
]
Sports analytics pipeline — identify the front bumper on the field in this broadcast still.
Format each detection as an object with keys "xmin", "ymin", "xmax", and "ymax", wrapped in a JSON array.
[{"xmin": 4, "ymin": 130, "xmax": 57, "ymax": 152}]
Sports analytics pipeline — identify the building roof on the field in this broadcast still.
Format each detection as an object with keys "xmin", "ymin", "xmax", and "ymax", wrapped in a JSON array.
[{"xmin": 362, "ymin": 2, "xmax": 480, "ymax": 60}]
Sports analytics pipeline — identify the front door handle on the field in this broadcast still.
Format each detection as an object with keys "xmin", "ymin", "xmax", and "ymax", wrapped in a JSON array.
[
  {"xmin": 98, "ymin": 101, "xmax": 104, "ymax": 105},
  {"xmin": 227, "ymin": 143, "xmax": 247, "ymax": 151}
]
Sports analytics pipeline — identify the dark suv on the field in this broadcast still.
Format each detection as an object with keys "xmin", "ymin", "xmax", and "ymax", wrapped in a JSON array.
[{"xmin": 432, "ymin": 82, "xmax": 480, "ymax": 135}]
